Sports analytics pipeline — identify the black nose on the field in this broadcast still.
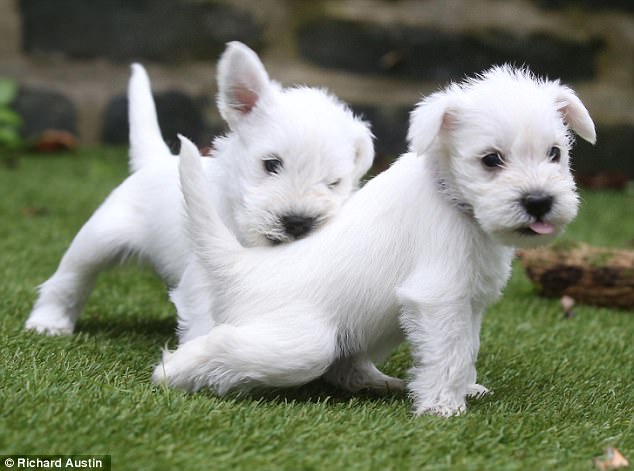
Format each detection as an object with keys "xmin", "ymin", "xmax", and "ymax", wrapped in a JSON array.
[
  {"xmin": 282, "ymin": 214, "xmax": 315, "ymax": 239},
  {"xmin": 521, "ymin": 192, "xmax": 553, "ymax": 219}
]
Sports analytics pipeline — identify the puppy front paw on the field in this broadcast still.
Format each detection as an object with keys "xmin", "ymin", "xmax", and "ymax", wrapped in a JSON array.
[
  {"xmin": 413, "ymin": 402, "xmax": 467, "ymax": 418},
  {"xmin": 410, "ymin": 385, "xmax": 468, "ymax": 417},
  {"xmin": 411, "ymin": 384, "xmax": 490, "ymax": 416},
  {"xmin": 25, "ymin": 307, "xmax": 75, "ymax": 336},
  {"xmin": 466, "ymin": 383, "xmax": 492, "ymax": 398}
]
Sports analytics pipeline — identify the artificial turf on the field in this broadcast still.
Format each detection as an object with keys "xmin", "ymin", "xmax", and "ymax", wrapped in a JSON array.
[{"xmin": 1, "ymin": 149, "xmax": 632, "ymax": 470}]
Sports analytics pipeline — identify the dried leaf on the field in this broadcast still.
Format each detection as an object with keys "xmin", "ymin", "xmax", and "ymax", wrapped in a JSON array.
[
  {"xmin": 593, "ymin": 447, "xmax": 629, "ymax": 470},
  {"xmin": 35, "ymin": 130, "xmax": 77, "ymax": 152},
  {"xmin": 22, "ymin": 206, "xmax": 49, "ymax": 217},
  {"xmin": 560, "ymin": 295, "xmax": 576, "ymax": 318}
]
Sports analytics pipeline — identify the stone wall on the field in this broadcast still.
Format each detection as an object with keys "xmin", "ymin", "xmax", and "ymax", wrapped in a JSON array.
[{"xmin": 1, "ymin": 0, "xmax": 632, "ymax": 178}]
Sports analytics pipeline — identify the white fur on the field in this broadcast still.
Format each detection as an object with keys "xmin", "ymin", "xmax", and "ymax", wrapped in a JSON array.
[
  {"xmin": 25, "ymin": 41, "xmax": 373, "ymax": 336},
  {"xmin": 156, "ymin": 66, "xmax": 595, "ymax": 417}
]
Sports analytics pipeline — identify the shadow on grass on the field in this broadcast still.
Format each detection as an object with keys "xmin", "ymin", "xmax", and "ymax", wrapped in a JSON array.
[
  {"xmin": 76, "ymin": 315, "xmax": 176, "ymax": 344},
  {"xmin": 264, "ymin": 380, "xmax": 408, "ymax": 406},
  {"xmin": 76, "ymin": 311, "xmax": 409, "ymax": 409},
  {"xmin": 185, "ymin": 377, "xmax": 409, "ymax": 410}
]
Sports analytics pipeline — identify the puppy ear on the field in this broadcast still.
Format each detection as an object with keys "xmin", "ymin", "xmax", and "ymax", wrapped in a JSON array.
[
  {"xmin": 407, "ymin": 91, "xmax": 455, "ymax": 155},
  {"xmin": 352, "ymin": 123, "xmax": 375, "ymax": 182},
  {"xmin": 555, "ymin": 86, "xmax": 596, "ymax": 145},
  {"xmin": 217, "ymin": 41, "xmax": 271, "ymax": 129}
]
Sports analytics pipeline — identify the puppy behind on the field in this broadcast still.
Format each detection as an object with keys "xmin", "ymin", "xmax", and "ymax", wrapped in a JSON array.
[
  {"xmin": 25, "ymin": 41, "xmax": 374, "ymax": 336},
  {"xmin": 156, "ymin": 66, "xmax": 595, "ymax": 416}
]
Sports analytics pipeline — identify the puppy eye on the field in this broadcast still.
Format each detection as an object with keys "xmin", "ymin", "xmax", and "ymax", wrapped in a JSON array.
[
  {"xmin": 328, "ymin": 179, "xmax": 341, "ymax": 189},
  {"xmin": 548, "ymin": 146, "xmax": 561, "ymax": 163},
  {"xmin": 263, "ymin": 157, "xmax": 283, "ymax": 174},
  {"xmin": 481, "ymin": 152, "xmax": 504, "ymax": 169}
]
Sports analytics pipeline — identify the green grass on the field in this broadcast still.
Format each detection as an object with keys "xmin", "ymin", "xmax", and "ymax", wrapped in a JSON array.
[{"xmin": 1, "ymin": 149, "xmax": 633, "ymax": 470}]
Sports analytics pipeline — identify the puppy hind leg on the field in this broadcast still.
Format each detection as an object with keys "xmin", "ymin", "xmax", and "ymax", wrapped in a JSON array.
[
  {"xmin": 153, "ymin": 314, "xmax": 338, "ymax": 394},
  {"xmin": 25, "ymin": 198, "xmax": 140, "ymax": 335},
  {"xmin": 323, "ymin": 355, "xmax": 405, "ymax": 393},
  {"xmin": 172, "ymin": 260, "xmax": 215, "ymax": 345}
]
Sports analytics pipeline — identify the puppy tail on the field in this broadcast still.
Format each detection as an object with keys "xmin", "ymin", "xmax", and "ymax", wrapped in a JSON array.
[
  {"xmin": 177, "ymin": 135, "xmax": 243, "ymax": 273},
  {"xmin": 128, "ymin": 63, "xmax": 172, "ymax": 173}
]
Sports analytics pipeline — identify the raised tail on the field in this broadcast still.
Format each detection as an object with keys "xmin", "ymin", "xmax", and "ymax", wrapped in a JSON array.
[
  {"xmin": 128, "ymin": 63, "xmax": 172, "ymax": 172},
  {"xmin": 177, "ymin": 135, "xmax": 242, "ymax": 275}
]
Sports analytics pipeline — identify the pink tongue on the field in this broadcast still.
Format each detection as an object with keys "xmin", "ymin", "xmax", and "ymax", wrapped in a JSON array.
[{"xmin": 529, "ymin": 221, "xmax": 555, "ymax": 235}]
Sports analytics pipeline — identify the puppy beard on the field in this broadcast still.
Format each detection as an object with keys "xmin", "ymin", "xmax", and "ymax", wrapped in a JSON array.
[
  {"xmin": 234, "ymin": 191, "xmax": 339, "ymax": 246},
  {"xmin": 471, "ymin": 174, "xmax": 579, "ymax": 249}
]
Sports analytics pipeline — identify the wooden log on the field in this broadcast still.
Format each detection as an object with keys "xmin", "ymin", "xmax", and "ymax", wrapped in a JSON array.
[{"xmin": 517, "ymin": 242, "xmax": 634, "ymax": 310}]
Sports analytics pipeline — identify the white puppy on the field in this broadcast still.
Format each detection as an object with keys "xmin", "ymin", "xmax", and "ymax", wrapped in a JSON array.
[
  {"xmin": 154, "ymin": 66, "xmax": 596, "ymax": 417},
  {"xmin": 25, "ymin": 41, "xmax": 373, "ymax": 336}
]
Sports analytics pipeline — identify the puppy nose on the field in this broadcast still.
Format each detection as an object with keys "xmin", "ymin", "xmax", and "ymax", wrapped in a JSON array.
[
  {"xmin": 282, "ymin": 214, "xmax": 315, "ymax": 239},
  {"xmin": 521, "ymin": 192, "xmax": 553, "ymax": 219}
]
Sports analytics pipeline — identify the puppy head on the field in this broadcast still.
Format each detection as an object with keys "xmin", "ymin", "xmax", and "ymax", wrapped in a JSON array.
[
  {"xmin": 215, "ymin": 41, "xmax": 374, "ymax": 246},
  {"xmin": 408, "ymin": 65, "xmax": 596, "ymax": 248}
]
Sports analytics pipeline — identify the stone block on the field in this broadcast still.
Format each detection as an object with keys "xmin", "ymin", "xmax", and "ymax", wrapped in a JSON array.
[
  {"xmin": 101, "ymin": 90, "xmax": 220, "ymax": 151},
  {"xmin": 298, "ymin": 19, "xmax": 602, "ymax": 82},
  {"xmin": 12, "ymin": 87, "xmax": 77, "ymax": 140},
  {"xmin": 20, "ymin": 0, "xmax": 262, "ymax": 61},
  {"xmin": 572, "ymin": 124, "xmax": 634, "ymax": 178},
  {"xmin": 533, "ymin": 0, "xmax": 634, "ymax": 12},
  {"xmin": 351, "ymin": 103, "xmax": 410, "ymax": 168}
]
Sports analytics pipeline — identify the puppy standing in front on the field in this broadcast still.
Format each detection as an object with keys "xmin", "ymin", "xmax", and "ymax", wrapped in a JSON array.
[
  {"xmin": 24, "ymin": 42, "xmax": 374, "ymax": 337},
  {"xmin": 155, "ymin": 66, "xmax": 596, "ymax": 417}
]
